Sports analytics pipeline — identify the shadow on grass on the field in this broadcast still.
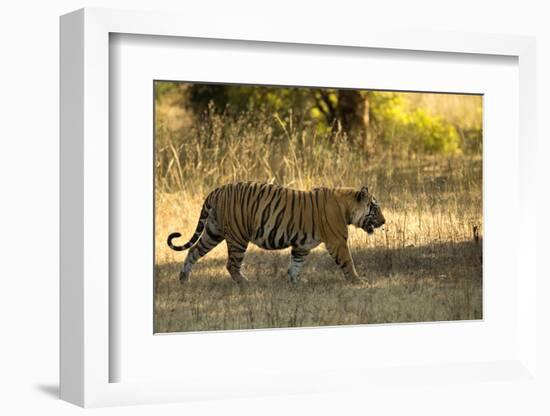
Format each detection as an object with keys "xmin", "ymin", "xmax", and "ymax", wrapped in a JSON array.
[
  {"xmin": 154, "ymin": 240, "xmax": 482, "ymax": 332},
  {"xmin": 155, "ymin": 239, "xmax": 482, "ymax": 287}
]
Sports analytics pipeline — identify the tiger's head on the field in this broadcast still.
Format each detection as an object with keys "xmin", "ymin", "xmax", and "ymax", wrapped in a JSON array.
[{"xmin": 351, "ymin": 186, "xmax": 386, "ymax": 235}]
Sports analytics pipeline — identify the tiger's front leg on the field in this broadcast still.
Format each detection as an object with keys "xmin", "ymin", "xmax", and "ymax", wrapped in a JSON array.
[
  {"xmin": 288, "ymin": 247, "xmax": 310, "ymax": 283},
  {"xmin": 325, "ymin": 241, "xmax": 362, "ymax": 284}
]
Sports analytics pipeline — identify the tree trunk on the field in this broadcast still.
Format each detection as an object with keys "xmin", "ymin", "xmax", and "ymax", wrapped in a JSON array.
[{"xmin": 335, "ymin": 90, "xmax": 368, "ymax": 137}]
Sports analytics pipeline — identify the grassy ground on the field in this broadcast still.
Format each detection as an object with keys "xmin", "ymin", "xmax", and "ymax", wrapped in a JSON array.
[{"xmin": 154, "ymin": 157, "xmax": 482, "ymax": 333}]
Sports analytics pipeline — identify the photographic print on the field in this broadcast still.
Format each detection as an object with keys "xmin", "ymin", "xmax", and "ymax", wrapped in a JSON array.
[{"xmin": 154, "ymin": 82, "xmax": 483, "ymax": 333}]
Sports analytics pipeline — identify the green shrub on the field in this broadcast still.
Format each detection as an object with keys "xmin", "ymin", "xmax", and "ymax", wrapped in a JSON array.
[{"xmin": 370, "ymin": 93, "xmax": 461, "ymax": 156}]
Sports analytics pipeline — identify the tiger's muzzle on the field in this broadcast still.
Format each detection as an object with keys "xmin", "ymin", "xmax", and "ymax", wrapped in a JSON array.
[{"xmin": 361, "ymin": 207, "xmax": 386, "ymax": 235}]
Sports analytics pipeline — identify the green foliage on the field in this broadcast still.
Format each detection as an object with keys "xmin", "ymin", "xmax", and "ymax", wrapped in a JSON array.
[
  {"xmin": 155, "ymin": 82, "xmax": 481, "ymax": 159},
  {"xmin": 369, "ymin": 92, "xmax": 461, "ymax": 156},
  {"xmin": 183, "ymin": 84, "xmax": 367, "ymax": 135},
  {"xmin": 154, "ymin": 81, "xmax": 180, "ymax": 101},
  {"xmin": 414, "ymin": 109, "xmax": 460, "ymax": 153},
  {"xmin": 186, "ymin": 84, "xmax": 311, "ymax": 121}
]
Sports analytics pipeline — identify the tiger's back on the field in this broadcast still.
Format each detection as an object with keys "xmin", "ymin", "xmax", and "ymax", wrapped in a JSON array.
[{"xmin": 212, "ymin": 183, "xmax": 324, "ymax": 251}]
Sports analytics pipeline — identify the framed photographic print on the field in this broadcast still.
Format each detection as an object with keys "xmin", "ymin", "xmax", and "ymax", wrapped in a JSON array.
[
  {"xmin": 153, "ymin": 81, "xmax": 483, "ymax": 334},
  {"xmin": 60, "ymin": 7, "xmax": 538, "ymax": 408}
]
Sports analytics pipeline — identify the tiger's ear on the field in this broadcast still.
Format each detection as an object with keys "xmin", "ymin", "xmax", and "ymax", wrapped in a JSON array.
[{"xmin": 356, "ymin": 186, "xmax": 369, "ymax": 202}]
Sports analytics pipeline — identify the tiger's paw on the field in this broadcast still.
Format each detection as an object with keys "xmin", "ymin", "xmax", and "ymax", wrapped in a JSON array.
[
  {"xmin": 349, "ymin": 276, "xmax": 366, "ymax": 285},
  {"xmin": 232, "ymin": 274, "xmax": 249, "ymax": 284},
  {"xmin": 179, "ymin": 270, "xmax": 190, "ymax": 284},
  {"xmin": 288, "ymin": 276, "xmax": 308, "ymax": 285}
]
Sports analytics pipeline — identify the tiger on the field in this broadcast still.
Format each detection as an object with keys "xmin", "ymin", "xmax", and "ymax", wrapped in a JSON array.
[{"xmin": 167, "ymin": 182, "xmax": 385, "ymax": 284}]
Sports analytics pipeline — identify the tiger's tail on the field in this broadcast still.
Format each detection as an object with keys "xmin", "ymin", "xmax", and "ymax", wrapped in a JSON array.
[{"xmin": 167, "ymin": 203, "xmax": 210, "ymax": 251}]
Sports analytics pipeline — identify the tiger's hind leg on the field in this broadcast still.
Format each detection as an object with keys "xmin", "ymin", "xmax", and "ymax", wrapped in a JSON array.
[
  {"xmin": 225, "ymin": 239, "xmax": 249, "ymax": 284},
  {"xmin": 180, "ymin": 223, "xmax": 224, "ymax": 283},
  {"xmin": 288, "ymin": 247, "xmax": 310, "ymax": 283}
]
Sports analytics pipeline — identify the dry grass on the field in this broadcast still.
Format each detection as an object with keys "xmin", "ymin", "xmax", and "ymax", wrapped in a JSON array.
[{"xmin": 154, "ymin": 156, "xmax": 482, "ymax": 333}]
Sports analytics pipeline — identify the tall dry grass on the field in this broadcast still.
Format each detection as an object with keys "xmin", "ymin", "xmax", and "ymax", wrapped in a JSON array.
[{"xmin": 154, "ymin": 109, "xmax": 482, "ymax": 333}]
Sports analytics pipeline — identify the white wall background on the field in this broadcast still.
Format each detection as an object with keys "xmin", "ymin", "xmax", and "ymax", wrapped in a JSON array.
[{"xmin": 0, "ymin": 1, "xmax": 548, "ymax": 415}]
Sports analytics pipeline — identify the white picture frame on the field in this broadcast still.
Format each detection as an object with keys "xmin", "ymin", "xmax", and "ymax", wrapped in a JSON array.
[{"xmin": 60, "ymin": 7, "xmax": 537, "ymax": 408}]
